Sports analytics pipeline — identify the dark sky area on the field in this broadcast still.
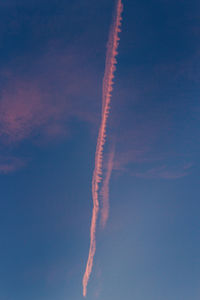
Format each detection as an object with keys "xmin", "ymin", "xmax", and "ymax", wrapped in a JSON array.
[{"xmin": 0, "ymin": 0, "xmax": 200, "ymax": 299}]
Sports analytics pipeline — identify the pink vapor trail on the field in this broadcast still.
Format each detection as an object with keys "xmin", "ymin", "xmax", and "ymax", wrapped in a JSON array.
[
  {"xmin": 82, "ymin": 0, "xmax": 123, "ymax": 297},
  {"xmin": 100, "ymin": 148, "xmax": 115, "ymax": 228}
]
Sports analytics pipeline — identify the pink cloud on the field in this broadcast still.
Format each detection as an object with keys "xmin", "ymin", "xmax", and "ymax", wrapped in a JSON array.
[
  {"xmin": 0, "ymin": 41, "xmax": 102, "ymax": 172},
  {"xmin": 128, "ymin": 162, "xmax": 193, "ymax": 180},
  {"xmin": 107, "ymin": 101, "xmax": 193, "ymax": 180},
  {"xmin": 0, "ymin": 39, "xmax": 102, "ymax": 145},
  {"xmin": 0, "ymin": 156, "xmax": 26, "ymax": 174},
  {"xmin": 0, "ymin": 81, "xmax": 64, "ymax": 143},
  {"xmin": 112, "ymin": 117, "xmax": 166, "ymax": 172}
]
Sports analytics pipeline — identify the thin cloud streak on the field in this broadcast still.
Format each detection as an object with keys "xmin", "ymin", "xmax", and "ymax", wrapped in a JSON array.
[
  {"xmin": 100, "ymin": 148, "xmax": 115, "ymax": 228},
  {"xmin": 82, "ymin": 0, "xmax": 123, "ymax": 297},
  {"xmin": 0, "ymin": 156, "xmax": 26, "ymax": 174},
  {"xmin": 131, "ymin": 163, "xmax": 193, "ymax": 180}
]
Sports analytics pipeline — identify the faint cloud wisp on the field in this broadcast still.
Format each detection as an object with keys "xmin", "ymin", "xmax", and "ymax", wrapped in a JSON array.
[{"xmin": 82, "ymin": 0, "xmax": 123, "ymax": 297}]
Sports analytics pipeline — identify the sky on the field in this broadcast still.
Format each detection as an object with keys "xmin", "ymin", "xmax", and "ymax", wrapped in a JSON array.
[{"xmin": 0, "ymin": 0, "xmax": 200, "ymax": 299}]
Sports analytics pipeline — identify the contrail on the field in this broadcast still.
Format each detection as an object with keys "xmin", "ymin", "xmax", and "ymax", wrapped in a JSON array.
[
  {"xmin": 100, "ymin": 148, "xmax": 115, "ymax": 228},
  {"xmin": 82, "ymin": 0, "xmax": 123, "ymax": 297}
]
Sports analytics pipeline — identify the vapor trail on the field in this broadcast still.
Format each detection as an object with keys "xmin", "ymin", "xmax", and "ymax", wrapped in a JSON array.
[
  {"xmin": 82, "ymin": 0, "xmax": 123, "ymax": 297},
  {"xmin": 100, "ymin": 148, "xmax": 115, "ymax": 228}
]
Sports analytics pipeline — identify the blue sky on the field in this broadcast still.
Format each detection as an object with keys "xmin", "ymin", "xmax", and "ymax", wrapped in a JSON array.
[{"xmin": 0, "ymin": 0, "xmax": 200, "ymax": 299}]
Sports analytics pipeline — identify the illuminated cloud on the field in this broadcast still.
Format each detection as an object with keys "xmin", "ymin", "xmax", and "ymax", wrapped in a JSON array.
[
  {"xmin": 0, "ymin": 156, "xmax": 26, "ymax": 174},
  {"xmin": 100, "ymin": 148, "xmax": 115, "ymax": 228},
  {"xmin": 82, "ymin": 0, "xmax": 123, "ymax": 296},
  {"xmin": 0, "ymin": 81, "xmax": 64, "ymax": 143},
  {"xmin": 131, "ymin": 163, "xmax": 193, "ymax": 179},
  {"xmin": 0, "ymin": 40, "xmax": 101, "ymax": 172}
]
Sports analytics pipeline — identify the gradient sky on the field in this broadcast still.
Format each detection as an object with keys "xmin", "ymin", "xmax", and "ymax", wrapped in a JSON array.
[{"xmin": 0, "ymin": 0, "xmax": 200, "ymax": 299}]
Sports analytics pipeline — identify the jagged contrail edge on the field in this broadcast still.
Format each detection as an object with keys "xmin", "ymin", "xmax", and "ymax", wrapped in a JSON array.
[{"xmin": 82, "ymin": 1, "xmax": 123, "ymax": 297}]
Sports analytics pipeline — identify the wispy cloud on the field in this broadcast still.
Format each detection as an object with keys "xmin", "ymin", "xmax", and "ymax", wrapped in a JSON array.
[
  {"xmin": 131, "ymin": 163, "xmax": 193, "ymax": 180},
  {"xmin": 0, "ymin": 45, "xmax": 100, "ymax": 145},
  {"xmin": 0, "ymin": 38, "xmax": 102, "ymax": 172},
  {"xmin": 0, "ymin": 80, "xmax": 65, "ymax": 143},
  {"xmin": 100, "ymin": 147, "xmax": 115, "ymax": 228},
  {"xmin": 82, "ymin": 0, "xmax": 123, "ymax": 296},
  {"xmin": 0, "ymin": 155, "xmax": 26, "ymax": 174}
]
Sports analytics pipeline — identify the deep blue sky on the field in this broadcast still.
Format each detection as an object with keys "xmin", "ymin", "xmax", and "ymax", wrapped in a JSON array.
[{"xmin": 0, "ymin": 0, "xmax": 200, "ymax": 299}]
